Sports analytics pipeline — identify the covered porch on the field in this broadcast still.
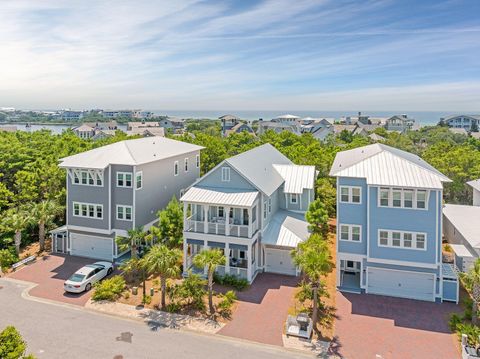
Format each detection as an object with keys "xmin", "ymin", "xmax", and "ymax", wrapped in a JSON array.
[
  {"xmin": 181, "ymin": 186, "xmax": 260, "ymax": 239},
  {"xmin": 50, "ymin": 225, "xmax": 68, "ymax": 253},
  {"xmin": 338, "ymin": 259, "xmax": 362, "ymax": 293},
  {"xmin": 183, "ymin": 238, "xmax": 260, "ymax": 282}
]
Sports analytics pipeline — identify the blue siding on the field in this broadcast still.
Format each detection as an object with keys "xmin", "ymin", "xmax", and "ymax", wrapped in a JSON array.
[
  {"xmin": 368, "ymin": 187, "xmax": 439, "ymax": 265},
  {"xmin": 442, "ymin": 279, "xmax": 458, "ymax": 302},
  {"xmin": 197, "ymin": 163, "xmax": 256, "ymax": 191},
  {"xmin": 337, "ymin": 177, "xmax": 367, "ymax": 255}
]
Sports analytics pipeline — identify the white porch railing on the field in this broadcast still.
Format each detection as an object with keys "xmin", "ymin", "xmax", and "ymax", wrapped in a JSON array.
[
  {"xmin": 185, "ymin": 217, "xmax": 253, "ymax": 238},
  {"xmin": 214, "ymin": 265, "xmax": 248, "ymax": 280}
]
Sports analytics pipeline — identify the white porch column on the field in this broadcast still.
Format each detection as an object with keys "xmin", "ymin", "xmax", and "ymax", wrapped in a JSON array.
[
  {"xmin": 183, "ymin": 240, "xmax": 188, "ymax": 274},
  {"xmin": 224, "ymin": 242, "xmax": 230, "ymax": 276},
  {"xmin": 248, "ymin": 206, "xmax": 253, "ymax": 238},
  {"xmin": 247, "ymin": 243, "xmax": 252, "ymax": 282},
  {"xmin": 285, "ymin": 193, "xmax": 288, "ymax": 210},
  {"xmin": 183, "ymin": 202, "xmax": 188, "ymax": 231},
  {"xmin": 299, "ymin": 191, "xmax": 303, "ymax": 210},
  {"xmin": 203, "ymin": 205, "xmax": 208, "ymax": 234},
  {"xmin": 225, "ymin": 206, "xmax": 231, "ymax": 236}
]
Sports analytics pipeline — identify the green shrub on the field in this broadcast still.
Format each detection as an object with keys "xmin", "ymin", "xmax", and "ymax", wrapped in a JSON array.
[
  {"xmin": 449, "ymin": 313, "xmax": 462, "ymax": 331},
  {"xmin": 0, "ymin": 326, "xmax": 35, "ymax": 359},
  {"xmin": 92, "ymin": 275, "xmax": 125, "ymax": 301},
  {"xmin": 217, "ymin": 290, "xmax": 237, "ymax": 317},
  {"xmin": 213, "ymin": 273, "xmax": 249, "ymax": 291},
  {"xmin": 166, "ymin": 302, "xmax": 181, "ymax": 313},
  {"xmin": 456, "ymin": 323, "xmax": 480, "ymax": 347},
  {"xmin": 0, "ymin": 249, "xmax": 18, "ymax": 271},
  {"xmin": 168, "ymin": 273, "xmax": 206, "ymax": 310},
  {"xmin": 142, "ymin": 295, "xmax": 152, "ymax": 305}
]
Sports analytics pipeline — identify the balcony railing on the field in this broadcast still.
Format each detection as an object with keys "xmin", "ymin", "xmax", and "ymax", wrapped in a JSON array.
[
  {"xmin": 215, "ymin": 265, "xmax": 248, "ymax": 280},
  {"xmin": 184, "ymin": 216, "xmax": 256, "ymax": 238}
]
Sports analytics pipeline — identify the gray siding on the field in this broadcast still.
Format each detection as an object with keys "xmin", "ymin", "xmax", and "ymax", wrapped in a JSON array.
[
  {"xmin": 135, "ymin": 150, "xmax": 201, "ymax": 227},
  {"xmin": 199, "ymin": 163, "xmax": 256, "ymax": 191},
  {"xmin": 67, "ymin": 169, "xmax": 110, "ymax": 230},
  {"xmin": 111, "ymin": 164, "xmax": 134, "ymax": 231}
]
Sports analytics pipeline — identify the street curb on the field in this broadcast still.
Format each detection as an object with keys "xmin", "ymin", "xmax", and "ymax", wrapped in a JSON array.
[{"xmin": 1, "ymin": 277, "xmax": 316, "ymax": 358}]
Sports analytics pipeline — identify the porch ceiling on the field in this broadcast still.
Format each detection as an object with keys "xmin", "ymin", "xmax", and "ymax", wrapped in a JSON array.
[{"xmin": 181, "ymin": 186, "xmax": 259, "ymax": 207}]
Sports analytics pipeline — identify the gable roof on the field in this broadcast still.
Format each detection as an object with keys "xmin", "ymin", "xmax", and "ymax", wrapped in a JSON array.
[
  {"xmin": 59, "ymin": 137, "xmax": 203, "ymax": 169},
  {"xmin": 329, "ymin": 143, "xmax": 450, "ymax": 189},
  {"xmin": 273, "ymin": 164, "xmax": 316, "ymax": 194},
  {"xmin": 224, "ymin": 144, "xmax": 292, "ymax": 196},
  {"xmin": 467, "ymin": 179, "xmax": 480, "ymax": 192}
]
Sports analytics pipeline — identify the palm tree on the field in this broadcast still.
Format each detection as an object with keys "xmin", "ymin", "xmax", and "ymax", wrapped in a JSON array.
[
  {"xmin": 143, "ymin": 244, "xmax": 182, "ymax": 310},
  {"xmin": 116, "ymin": 227, "xmax": 145, "ymax": 259},
  {"xmin": 1, "ymin": 208, "xmax": 32, "ymax": 255},
  {"xmin": 291, "ymin": 233, "xmax": 333, "ymax": 334},
  {"xmin": 31, "ymin": 200, "xmax": 63, "ymax": 251},
  {"xmin": 193, "ymin": 248, "xmax": 226, "ymax": 315},
  {"xmin": 120, "ymin": 257, "xmax": 149, "ymax": 299},
  {"xmin": 464, "ymin": 259, "xmax": 480, "ymax": 325}
]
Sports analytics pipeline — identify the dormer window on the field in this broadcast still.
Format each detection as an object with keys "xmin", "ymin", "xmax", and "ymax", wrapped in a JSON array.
[{"xmin": 221, "ymin": 167, "xmax": 230, "ymax": 182}]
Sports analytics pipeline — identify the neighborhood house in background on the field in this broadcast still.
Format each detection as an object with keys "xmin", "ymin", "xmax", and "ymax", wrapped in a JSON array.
[
  {"xmin": 51, "ymin": 137, "xmax": 203, "ymax": 262},
  {"xmin": 330, "ymin": 143, "xmax": 459, "ymax": 303},
  {"xmin": 180, "ymin": 144, "xmax": 316, "ymax": 283}
]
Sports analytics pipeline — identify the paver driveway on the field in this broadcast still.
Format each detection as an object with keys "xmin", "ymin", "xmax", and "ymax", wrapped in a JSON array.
[
  {"xmin": 218, "ymin": 273, "xmax": 299, "ymax": 346},
  {"xmin": 9, "ymin": 254, "xmax": 97, "ymax": 306},
  {"xmin": 334, "ymin": 291, "xmax": 460, "ymax": 359}
]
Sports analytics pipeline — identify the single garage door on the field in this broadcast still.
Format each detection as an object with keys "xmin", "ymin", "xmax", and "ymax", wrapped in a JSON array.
[
  {"xmin": 70, "ymin": 233, "xmax": 113, "ymax": 261},
  {"xmin": 367, "ymin": 267, "xmax": 435, "ymax": 302},
  {"xmin": 265, "ymin": 248, "xmax": 297, "ymax": 276}
]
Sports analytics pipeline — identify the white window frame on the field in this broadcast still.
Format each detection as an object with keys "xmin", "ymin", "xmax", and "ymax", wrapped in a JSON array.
[
  {"xmin": 339, "ymin": 186, "xmax": 362, "ymax": 204},
  {"xmin": 135, "ymin": 171, "xmax": 143, "ymax": 190},
  {"xmin": 338, "ymin": 224, "xmax": 362, "ymax": 242},
  {"xmin": 72, "ymin": 201, "xmax": 103, "ymax": 220},
  {"xmin": 174, "ymin": 161, "xmax": 179, "ymax": 176},
  {"xmin": 116, "ymin": 205, "xmax": 133, "ymax": 221},
  {"xmin": 117, "ymin": 172, "xmax": 133, "ymax": 188},
  {"xmin": 196, "ymin": 154, "xmax": 200, "ymax": 168},
  {"xmin": 72, "ymin": 170, "xmax": 103, "ymax": 187},
  {"xmin": 184, "ymin": 158, "xmax": 188, "ymax": 172},
  {"xmin": 221, "ymin": 167, "xmax": 231, "ymax": 182},
  {"xmin": 377, "ymin": 229, "xmax": 427, "ymax": 251},
  {"xmin": 290, "ymin": 193, "xmax": 298, "ymax": 204},
  {"xmin": 377, "ymin": 187, "xmax": 429, "ymax": 210}
]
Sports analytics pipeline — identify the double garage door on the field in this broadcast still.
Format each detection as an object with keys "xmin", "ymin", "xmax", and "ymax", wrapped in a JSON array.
[
  {"xmin": 265, "ymin": 248, "xmax": 297, "ymax": 276},
  {"xmin": 367, "ymin": 267, "xmax": 435, "ymax": 302},
  {"xmin": 70, "ymin": 233, "xmax": 113, "ymax": 261}
]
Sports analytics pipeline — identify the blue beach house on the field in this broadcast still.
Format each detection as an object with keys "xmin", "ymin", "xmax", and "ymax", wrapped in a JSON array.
[{"xmin": 330, "ymin": 144, "xmax": 458, "ymax": 302}]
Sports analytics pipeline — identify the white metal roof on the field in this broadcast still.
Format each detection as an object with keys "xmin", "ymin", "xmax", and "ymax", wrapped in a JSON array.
[
  {"xmin": 467, "ymin": 179, "xmax": 480, "ymax": 192},
  {"xmin": 273, "ymin": 164, "xmax": 316, "ymax": 194},
  {"xmin": 443, "ymin": 204, "xmax": 480, "ymax": 248},
  {"xmin": 274, "ymin": 114, "xmax": 300, "ymax": 120},
  {"xmin": 449, "ymin": 244, "xmax": 474, "ymax": 258},
  {"xmin": 225, "ymin": 144, "xmax": 292, "ymax": 197},
  {"xmin": 180, "ymin": 186, "xmax": 259, "ymax": 207},
  {"xmin": 59, "ymin": 137, "xmax": 203, "ymax": 169},
  {"xmin": 330, "ymin": 143, "xmax": 450, "ymax": 189},
  {"xmin": 262, "ymin": 210, "xmax": 309, "ymax": 248}
]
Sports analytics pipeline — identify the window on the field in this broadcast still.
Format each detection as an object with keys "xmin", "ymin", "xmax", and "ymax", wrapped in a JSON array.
[
  {"xmin": 416, "ymin": 234, "xmax": 425, "ymax": 249},
  {"xmin": 380, "ymin": 188, "xmax": 389, "ymax": 206},
  {"xmin": 221, "ymin": 167, "xmax": 230, "ymax": 182},
  {"xmin": 339, "ymin": 224, "xmax": 361, "ymax": 242},
  {"xmin": 263, "ymin": 201, "xmax": 267, "ymax": 219},
  {"xmin": 379, "ymin": 231, "xmax": 389, "ymax": 246},
  {"xmin": 196, "ymin": 154, "xmax": 200, "ymax": 168},
  {"xmin": 73, "ymin": 202, "xmax": 102, "ymax": 219},
  {"xmin": 290, "ymin": 194, "xmax": 298, "ymax": 204},
  {"xmin": 339, "ymin": 186, "xmax": 361, "ymax": 204},
  {"xmin": 392, "ymin": 189, "xmax": 402, "ymax": 207},
  {"xmin": 135, "ymin": 172, "xmax": 142, "ymax": 190},
  {"xmin": 218, "ymin": 206, "xmax": 224, "ymax": 218},
  {"xmin": 378, "ymin": 229, "xmax": 427, "ymax": 250},
  {"xmin": 81, "ymin": 171, "xmax": 88, "ymax": 185},
  {"xmin": 404, "ymin": 190, "xmax": 413, "ymax": 208},
  {"xmin": 378, "ymin": 187, "xmax": 428, "ymax": 210},
  {"xmin": 184, "ymin": 158, "xmax": 188, "ymax": 172},
  {"xmin": 416, "ymin": 190, "xmax": 426, "ymax": 209},
  {"xmin": 117, "ymin": 172, "xmax": 132, "ymax": 188},
  {"xmin": 268, "ymin": 198, "xmax": 272, "ymax": 212},
  {"xmin": 174, "ymin": 161, "xmax": 179, "ymax": 176},
  {"xmin": 117, "ymin": 205, "xmax": 133, "ymax": 221}
]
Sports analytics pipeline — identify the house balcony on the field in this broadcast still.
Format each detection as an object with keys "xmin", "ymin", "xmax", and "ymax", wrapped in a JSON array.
[{"xmin": 184, "ymin": 216, "xmax": 258, "ymax": 238}]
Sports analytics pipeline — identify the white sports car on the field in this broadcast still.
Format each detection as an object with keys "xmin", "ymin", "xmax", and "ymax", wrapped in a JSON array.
[{"xmin": 64, "ymin": 261, "xmax": 114, "ymax": 293}]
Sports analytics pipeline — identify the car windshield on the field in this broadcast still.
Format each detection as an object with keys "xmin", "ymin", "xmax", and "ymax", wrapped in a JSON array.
[
  {"xmin": 68, "ymin": 274, "xmax": 86, "ymax": 282},
  {"xmin": 86, "ymin": 264, "xmax": 104, "ymax": 269}
]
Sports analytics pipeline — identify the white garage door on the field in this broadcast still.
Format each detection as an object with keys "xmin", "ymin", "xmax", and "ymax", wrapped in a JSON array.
[
  {"xmin": 70, "ymin": 233, "xmax": 113, "ymax": 261},
  {"xmin": 367, "ymin": 267, "xmax": 435, "ymax": 302},
  {"xmin": 265, "ymin": 248, "xmax": 297, "ymax": 276}
]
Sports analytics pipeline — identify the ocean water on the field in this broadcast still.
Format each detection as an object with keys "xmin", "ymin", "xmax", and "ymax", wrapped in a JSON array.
[{"xmin": 154, "ymin": 110, "xmax": 458, "ymax": 125}]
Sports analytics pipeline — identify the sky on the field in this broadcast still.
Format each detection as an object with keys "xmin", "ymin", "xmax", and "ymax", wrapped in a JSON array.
[{"xmin": 0, "ymin": 0, "xmax": 479, "ymax": 111}]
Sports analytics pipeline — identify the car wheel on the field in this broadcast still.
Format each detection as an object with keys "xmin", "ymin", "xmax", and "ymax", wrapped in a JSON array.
[
  {"xmin": 85, "ymin": 283, "xmax": 92, "ymax": 292},
  {"xmin": 107, "ymin": 267, "xmax": 113, "ymax": 276}
]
